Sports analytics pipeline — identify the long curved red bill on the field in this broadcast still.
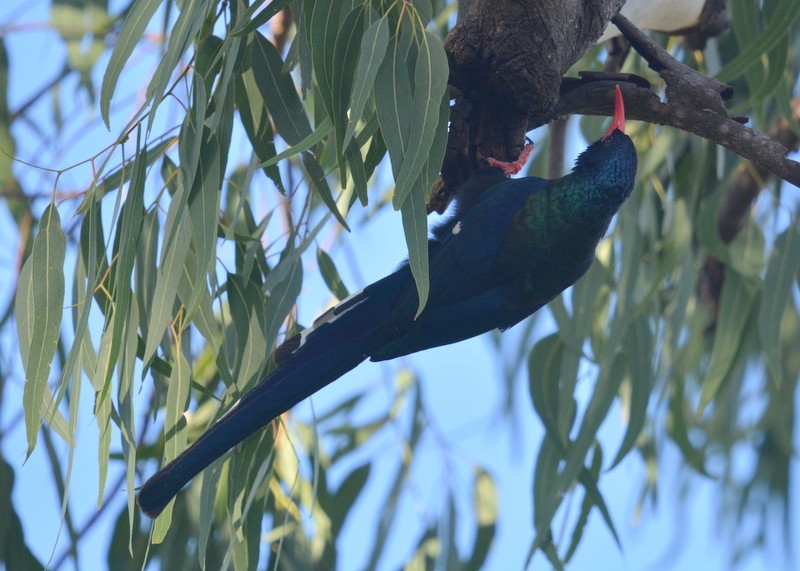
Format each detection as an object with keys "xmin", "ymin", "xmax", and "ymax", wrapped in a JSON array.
[{"xmin": 602, "ymin": 84, "xmax": 626, "ymax": 141}]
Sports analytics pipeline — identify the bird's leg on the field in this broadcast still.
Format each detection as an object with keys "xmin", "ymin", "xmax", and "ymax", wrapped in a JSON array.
[{"xmin": 487, "ymin": 141, "xmax": 534, "ymax": 175}]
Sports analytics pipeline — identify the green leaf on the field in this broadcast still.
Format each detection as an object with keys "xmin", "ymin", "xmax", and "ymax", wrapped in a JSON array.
[
  {"xmin": 529, "ymin": 353, "xmax": 626, "ymax": 563},
  {"xmin": 305, "ymin": 0, "xmax": 343, "ymax": 131},
  {"xmin": 611, "ymin": 313, "xmax": 653, "ymax": 468},
  {"xmin": 186, "ymin": 131, "xmax": 222, "ymax": 321},
  {"xmin": 227, "ymin": 272, "xmax": 268, "ymax": 390},
  {"xmin": 329, "ymin": 7, "xmax": 365, "ymax": 164},
  {"xmin": 250, "ymin": 32, "xmax": 312, "ymax": 145},
  {"xmin": 727, "ymin": 222, "xmax": 766, "ymax": 279},
  {"xmin": 152, "ymin": 351, "xmax": 192, "ymax": 537},
  {"xmin": 95, "ymin": 132, "xmax": 147, "ymax": 395},
  {"xmin": 343, "ymin": 16, "xmax": 390, "ymax": 148},
  {"xmin": 144, "ymin": 202, "xmax": 192, "ymax": 364},
  {"xmin": 117, "ymin": 297, "xmax": 140, "ymax": 549},
  {"xmin": 316, "ymin": 247, "xmax": 350, "ymax": 301},
  {"xmin": 256, "ymin": 117, "xmax": 332, "ymax": 169},
  {"xmin": 465, "ymin": 469, "xmax": 498, "ymax": 571},
  {"xmin": 100, "ymin": 0, "xmax": 162, "ymax": 126},
  {"xmin": 375, "ymin": 26, "xmax": 413, "ymax": 180},
  {"xmin": 565, "ymin": 445, "xmax": 604, "ymax": 562},
  {"xmin": 262, "ymin": 255, "xmax": 303, "ymax": 361},
  {"xmin": 717, "ymin": 0, "xmax": 800, "ymax": 82},
  {"xmin": 531, "ymin": 435, "xmax": 559, "ymax": 544},
  {"xmin": 391, "ymin": 31, "xmax": 448, "ymax": 208},
  {"xmin": 400, "ymin": 182, "xmax": 429, "ymax": 317},
  {"xmin": 0, "ymin": 457, "xmax": 46, "ymax": 569},
  {"xmin": 146, "ymin": 0, "xmax": 213, "ymax": 129},
  {"xmin": 231, "ymin": 0, "xmax": 290, "ymax": 37},
  {"xmin": 698, "ymin": 270, "xmax": 758, "ymax": 416},
  {"xmin": 301, "ymin": 152, "xmax": 350, "ymax": 230},
  {"xmin": 759, "ymin": 223, "xmax": 800, "ymax": 382},
  {"xmin": 17, "ymin": 205, "xmax": 66, "ymax": 456},
  {"xmin": 136, "ymin": 208, "xmax": 160, "ymax": 342},
  {"xmin": 528, "ymin": 333, "xmax": 566, "ymax": 448}
]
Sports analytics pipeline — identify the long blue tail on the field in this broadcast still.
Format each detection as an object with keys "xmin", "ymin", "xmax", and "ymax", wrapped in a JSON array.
[{"xmin": 137, "ymin": 269, "xmax": 408, "ymax": 517}]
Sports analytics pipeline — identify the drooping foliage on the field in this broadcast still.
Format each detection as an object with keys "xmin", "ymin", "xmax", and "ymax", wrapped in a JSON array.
[{"xmin": 0, "ymin": 0, "xmax": 799, "ymax": 569}]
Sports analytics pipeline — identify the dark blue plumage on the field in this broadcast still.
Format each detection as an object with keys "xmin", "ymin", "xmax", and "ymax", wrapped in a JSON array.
[{"xmin": 137, "ymin": 86, "xmax": 637, "ymax": 518}]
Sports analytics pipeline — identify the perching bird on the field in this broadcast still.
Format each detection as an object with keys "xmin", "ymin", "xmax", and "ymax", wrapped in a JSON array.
[{"xmin": 137, "ymin": 85, "xmax": 637, "ymax": 518}]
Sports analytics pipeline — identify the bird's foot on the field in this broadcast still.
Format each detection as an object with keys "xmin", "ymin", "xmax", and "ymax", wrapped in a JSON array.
[{"xmin": 487, "ymin": 142, "xmax": 534, "ymax": 175}]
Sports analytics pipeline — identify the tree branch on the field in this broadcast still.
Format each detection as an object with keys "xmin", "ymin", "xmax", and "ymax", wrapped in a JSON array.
[
  {"xmin": 438, "ymin": 0, "xmax": 625, "ymax": 209},
  {"xmin": 548, "ymin": 79, "xmax": 800, "ymax": 187}
]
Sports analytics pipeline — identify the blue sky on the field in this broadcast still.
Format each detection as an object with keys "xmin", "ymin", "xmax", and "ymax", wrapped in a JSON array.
[{"xmin": 0, "ymin": 1, "xmax": 797, "ymax": 569}]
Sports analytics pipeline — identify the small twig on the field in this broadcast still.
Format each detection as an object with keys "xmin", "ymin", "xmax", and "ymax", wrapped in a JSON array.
[{"xmin": 611, "ymin": 13, "xmax": 732, "ymax": 101}]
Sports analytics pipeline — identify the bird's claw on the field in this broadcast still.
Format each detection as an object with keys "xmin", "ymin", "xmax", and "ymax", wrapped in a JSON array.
[{"xmin": 487, "ymin": 142, "xmax": 534, "ymax": 175}]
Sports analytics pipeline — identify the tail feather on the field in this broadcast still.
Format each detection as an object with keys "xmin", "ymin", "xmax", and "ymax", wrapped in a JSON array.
[{"xmin": 137, "ymin": 270, "xmax": 408, "ymax": 517}]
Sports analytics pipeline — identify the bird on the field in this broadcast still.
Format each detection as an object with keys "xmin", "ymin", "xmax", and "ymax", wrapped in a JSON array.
[
  {"xmin": 137, "ymin": 85, "xmax": 637, "ymax": 518},
  {"xmin": 597, "ymin": 0, "xmax": 709, "ymax": 42}
]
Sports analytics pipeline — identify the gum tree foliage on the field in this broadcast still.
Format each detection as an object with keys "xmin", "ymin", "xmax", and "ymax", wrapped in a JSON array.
[{"xmin": 1, "ymin": 0, "xmax": 799, "ymax": 568}]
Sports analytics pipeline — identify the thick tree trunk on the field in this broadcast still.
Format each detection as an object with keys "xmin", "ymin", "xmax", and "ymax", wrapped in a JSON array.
[{"xmin": 438, "ymin": 0, "xmax": 624, "ymax": 209}]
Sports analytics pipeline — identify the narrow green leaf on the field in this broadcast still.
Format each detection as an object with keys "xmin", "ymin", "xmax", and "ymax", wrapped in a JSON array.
[
  {"xmin": 178, "ymin": 74, "xmax": 206, "ymax": 208},
  {"xmin": 144, "ymin": 206, "xmax": 192, "ymax": 364},
  {"xmin": 302, "ymin": 152, "xmax": 350, "ymax": 230},
  {"xmin": 95, "ymin": 134, "xmax": 147, "ymax": 394},
  {"xmin": 611, "ymin": 313, "xmax": 653, "ymax": 467},
  {"xmin": 136, "ymin": 208, "xmax": 160, "ymax": 342},
  {"xmin": 727, "ymin": 222, "xmax": 766, "ymax": 279},
  {"xmin": 375, "ymin": 28, "xmax": 413, "ymax": 179},
  {"xmin": 227, "ymin": 273, "xmax": 268, "ymax": 390},
  {"xmin": 100, "ymin": 0, "xmax": 162, "ymax": 126},
  {"xmin": 345, "ymin": 136, "xmax": 369, "ymax": 206},
  {"xmin": 567, "ymin": 445, "xmax": 616, "ymax": 562},
  {"xmin": 343, "ymin": 17, "xmax": 390, "ymax": 148},
  {"xmin": 465, "ymin": 469, "xmax": 498, "ymax": 571},
  {"xmin": 577, "ymin": 458, "xmax": 621, "ymax": 551},
  {"xmin": 330, "ymin": 463, "xmax": 371, "ymax": 531},
  {"xmin": 152, "ymin": 351, "xmax": 192, "ymax": 536},
  {"xmin": 186, "ymin": 131, "xmax": 222, "ymax": 321},
  {"xmin": 531, "ymin": 436, "xmax": 560, "ymax": 540},
  {"xmin": 15, "ymin": 253, "xmax": 33, "ymax": 376},
  {"xmin": 95, "ymin": 368, "xmax": 112, "ymax": 506},
  {"xmin": 528, "ymin": 333, "xmax": 566, "ymax": 448},
  {"xmin": 306, "ymin": 0, "xmax": 342, "ymax": 128},
  {"xmin": 263, "ymin": 256, "xmax": 303, "ymax": 360},
  {"xmin": 529, "ymin": 354, "xmax": 626, "ymax": 561},
  {"xmin": 17, "ymin": 205, "xmax": 66, "ymax": 456},
  {"xmin": 146, "ymin": 0, "xmax": 213, "ymax": 129},
  {"xmin": 231, "ymin": 0, "xmax": 290, "ymax": 37},
  {"xmin": 717, "ymin": 0, "xmax": 800, "ymax": 82},
  {"xmin": 316, "ymin": 247, "xmax": 350, "ymax": 301},
  {"xmin": 198, "ymin": 457, "xmax": 224, "ymax": 568},
  {"xmin": 256, "ymin": 117, "xmax": 332, "ymax": 168},
  {"xmin": 759, "ymin": 223, "xmax": 800, "ymax": 382},
  {"xmin": 697, "ymin": 270, "xmax": 757, "ymax": 416},
  {"xmin": 228, "ymin": 429, "xmax": 273, "ymax": 568},
  {"xmin": 400, "ymin": 182, "xmax": 429, "ymax": 316},
  {"xmin": 250, "ymin": 32, "xmax": 312, "ymax": 145},
  {"xmin": 0, "ymin": 458, "xmax": 46, "ymax": 569},
  {"xmin": 117, "ymin": 297, "xmax": 139, "ymax": 551},
  {"xmin": 392, "ymin": 31, "xmax": 448, "ymax": 208},
  {"xmin": 329, "ymin": 7, "xmax": 365, "ymax": 162}
]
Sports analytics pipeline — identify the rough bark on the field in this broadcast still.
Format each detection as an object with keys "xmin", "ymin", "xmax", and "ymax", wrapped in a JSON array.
[
  {"xmin": 433, "ymin": 3, "xmax": 800, "ymax": 213},
  {"xmin": 439, "ymin": 0, "xmax": 625, "ymax": 209}
]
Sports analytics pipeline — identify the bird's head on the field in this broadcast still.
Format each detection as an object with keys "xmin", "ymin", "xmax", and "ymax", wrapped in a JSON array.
[{"xmin": 573, "ymin": 84, "xmax": 637, "ymax": 206}]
